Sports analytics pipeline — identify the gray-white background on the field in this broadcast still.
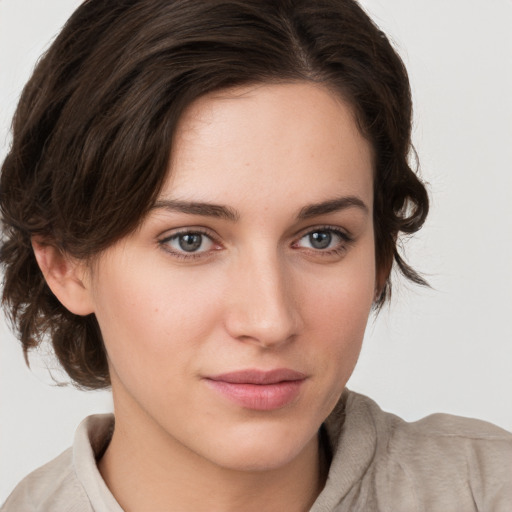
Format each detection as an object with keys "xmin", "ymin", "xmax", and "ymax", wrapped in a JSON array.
[{"xmin": 1, "ymin": 0, "xmax": 511, "ymax": 503}]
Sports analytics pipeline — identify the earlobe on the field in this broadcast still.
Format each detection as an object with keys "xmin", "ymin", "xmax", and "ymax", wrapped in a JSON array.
[{"xmin": 31, "ymin": 238, "xmax": 95, "ymax": 316}]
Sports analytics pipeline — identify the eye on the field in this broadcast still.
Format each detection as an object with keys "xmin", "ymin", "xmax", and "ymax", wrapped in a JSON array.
[
  {"xmin": 160, "ymin": 230, "xmax": 217, "ymax": 256},
  {"xmin": 295, "ymin": 228, "xmax": 351, "ymax": 252}
]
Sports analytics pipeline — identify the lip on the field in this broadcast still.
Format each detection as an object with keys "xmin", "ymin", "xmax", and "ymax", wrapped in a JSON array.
[{"xmin": 204, "ymin": 369, "xmax": 307, "ymax": 411}]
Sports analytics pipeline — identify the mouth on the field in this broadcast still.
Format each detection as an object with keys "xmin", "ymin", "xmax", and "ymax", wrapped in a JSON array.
[{"xmin": 204, "ymin": 369, "xmax": 307, "ymax": 411}]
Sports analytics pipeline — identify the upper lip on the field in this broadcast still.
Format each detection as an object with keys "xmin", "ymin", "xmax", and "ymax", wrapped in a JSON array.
[{"xmin": 206, "ymin": 368, "xmax": 307, "ymax": 385}]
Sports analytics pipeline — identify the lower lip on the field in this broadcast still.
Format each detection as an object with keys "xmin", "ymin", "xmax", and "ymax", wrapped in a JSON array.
[{"xmin": 205, "ymin": 379, "xmax": 304, "ymax": 411}]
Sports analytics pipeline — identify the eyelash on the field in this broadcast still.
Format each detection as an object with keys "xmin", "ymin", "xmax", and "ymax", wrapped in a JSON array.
[
  {"xmin": 158, "ymin": 226, "xmax": 354, "ymax": 260},
  {"xmin": 293, "ymin": 226, "xmax": 354, "ymax": 257},
  {"xmin": 159, "ymin": 228, "xmax": 220, "ymax": 260}
]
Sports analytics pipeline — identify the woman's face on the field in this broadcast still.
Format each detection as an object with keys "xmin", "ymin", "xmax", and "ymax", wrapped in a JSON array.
[{"xmin": 87, "ymin": 82, "xmax": 376, "ymax": 471}]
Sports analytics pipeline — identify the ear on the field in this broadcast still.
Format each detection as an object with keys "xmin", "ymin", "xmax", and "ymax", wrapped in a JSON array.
[{"xmin": 32, "ymin": 238, "xmax": 95, "ymax": 316}]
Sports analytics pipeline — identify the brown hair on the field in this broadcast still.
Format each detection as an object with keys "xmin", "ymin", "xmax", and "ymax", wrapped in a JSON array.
[{"xmin": 0, "ymin": 0, "xmax": 428, "ymax": 389}]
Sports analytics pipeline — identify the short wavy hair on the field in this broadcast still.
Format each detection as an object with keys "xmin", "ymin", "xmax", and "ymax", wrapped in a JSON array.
[{"xmin": 0, "ymin": 0, "xmax": 428, "ymax": 389}]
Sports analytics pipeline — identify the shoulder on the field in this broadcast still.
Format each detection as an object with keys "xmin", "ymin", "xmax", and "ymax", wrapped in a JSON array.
[
  {"xmin": 1, "ymin": 448, "xmax": 92, "ymax": 512},
  {"xmin": 380, "ymin": 400, "xmax": 512, "ymax": 466},
  {"xmin": 1, "ymin": 414, "xmax": 116, "ymax": 512},
  {"xmin": 344, "ymin": 389, "xmax": 512, "ymax": 447},
  {"xmin": 347, "ymin": 391, "xmax": 512, "ymax": 511}
]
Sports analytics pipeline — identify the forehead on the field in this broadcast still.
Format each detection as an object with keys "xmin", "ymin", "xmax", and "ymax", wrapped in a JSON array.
[{"xmin": 163, "ymin": 82, "xmax": 374, "ymax": 213}]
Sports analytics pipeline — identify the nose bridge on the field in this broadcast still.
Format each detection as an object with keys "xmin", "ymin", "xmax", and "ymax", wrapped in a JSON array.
[{"xmin": 225, "ymin": 241, "xmax": 299, "ymax": 347}]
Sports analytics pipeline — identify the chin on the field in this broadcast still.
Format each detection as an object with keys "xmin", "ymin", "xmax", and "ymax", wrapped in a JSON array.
[{"xmin": 199, "ymin": 421, "xmax": 319, "ymax": 473}]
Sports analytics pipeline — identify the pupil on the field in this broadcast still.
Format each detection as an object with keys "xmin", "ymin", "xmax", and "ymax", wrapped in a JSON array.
[
  {"xmin": 310, "ymin": 231, "xmax": 331, "ymax": 249},
  {"xmin": 179, "ymin": 234, "xmax": 202, "ymax": 252}
]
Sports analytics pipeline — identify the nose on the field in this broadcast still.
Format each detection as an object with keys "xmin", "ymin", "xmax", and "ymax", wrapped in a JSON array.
[{"xmin": 224, "ymin": 248, "xmax": 301, "ymax": 349}]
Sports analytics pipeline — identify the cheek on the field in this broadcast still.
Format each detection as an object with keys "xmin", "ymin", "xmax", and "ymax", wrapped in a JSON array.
[
  {"xmin": 300, "ymin": 244, "xmax": 376, "ymax": 369},
  {"xmin": 91, "ymin": 259, "xmax": 224, "ymax": 388},
  {"xmin": 304, "ymin": 241, "xmax": 375, "ymax": 322}
]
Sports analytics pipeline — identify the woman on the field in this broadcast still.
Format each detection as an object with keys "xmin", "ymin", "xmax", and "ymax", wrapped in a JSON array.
[{"xmin": 1, "ymin": 1, "xmax": 510, "ymax": 510}]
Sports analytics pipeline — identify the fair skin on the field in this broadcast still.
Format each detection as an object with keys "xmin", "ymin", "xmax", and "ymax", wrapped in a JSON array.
[{"xmin": 34, "ymin": 82, "xmax": 378, "ymax": 512}]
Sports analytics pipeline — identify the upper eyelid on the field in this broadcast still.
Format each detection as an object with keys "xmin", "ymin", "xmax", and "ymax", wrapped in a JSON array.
[
  {"xmin": 157, "ymin": 224, "xmax": 353, "ymax": 246},
  {"xmin": 293, "ymin": 224, "xmax": 353, "ymax": 241},
  {"xmin": 159, "ymin": 226, "xmax": 218, "ymax": 242}
]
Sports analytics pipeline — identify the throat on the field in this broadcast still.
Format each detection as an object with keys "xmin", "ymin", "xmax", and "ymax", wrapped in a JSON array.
[{"xmin": 97, "ymin": 423, "xmax": 326, "ymax": 512}]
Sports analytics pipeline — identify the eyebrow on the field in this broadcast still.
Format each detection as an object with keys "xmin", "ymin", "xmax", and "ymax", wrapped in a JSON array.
[
  {"xmin": 151, "ymin": 199, "xmax": 240, "ymax": 222},
  {"xmin": 297, "ymin": 196, "xmax": 369, "ymax": 219},
  {"xmin": 151, "ymin": 195, "xmax": 368, "ymax": 222}
]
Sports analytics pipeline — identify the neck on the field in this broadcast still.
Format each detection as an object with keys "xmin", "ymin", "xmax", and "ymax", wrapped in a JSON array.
[{"xmin": 98, "ymin": 394, "xmax": 326, "ymax": 512}]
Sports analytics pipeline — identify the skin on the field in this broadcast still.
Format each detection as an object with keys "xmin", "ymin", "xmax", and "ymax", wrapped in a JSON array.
[{"xmin": 36, "ymin": 82, "xmax": 378, "ymax": 512}]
